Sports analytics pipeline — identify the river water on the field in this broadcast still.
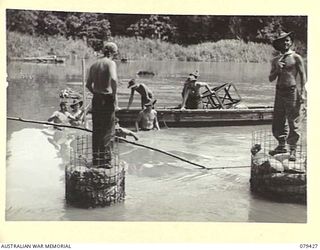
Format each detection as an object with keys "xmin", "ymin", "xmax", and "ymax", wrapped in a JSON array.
[{"xmin": 6, "ymin": 59, "xmax": 306, "ymax": 222}]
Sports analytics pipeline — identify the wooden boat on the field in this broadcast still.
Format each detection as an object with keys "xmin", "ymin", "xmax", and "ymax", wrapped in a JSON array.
[
  {"xmin": 55, "ymin": 83, "xmax": 273, "ymax": 128},
  {"xmin": 10, "ymin": 56, "xmax": 65, "ymax": 64},
  {"xmin": 116, "ymin": 106, "xmax": 273, "ymax": 127},
  {"xmin": 117, "ymin": 83, "xmax": 273, "ymax": 127}
]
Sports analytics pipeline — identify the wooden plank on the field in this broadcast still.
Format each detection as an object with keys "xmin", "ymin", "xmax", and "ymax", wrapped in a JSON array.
[{"xmin": 115, "ymin": 106, "xmax": 274, "ymax": 127}]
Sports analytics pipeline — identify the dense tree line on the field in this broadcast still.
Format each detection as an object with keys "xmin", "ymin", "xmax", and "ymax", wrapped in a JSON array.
[{"xmin": 6, "ymin": 9, "xmax": 307, "ymax": 52}]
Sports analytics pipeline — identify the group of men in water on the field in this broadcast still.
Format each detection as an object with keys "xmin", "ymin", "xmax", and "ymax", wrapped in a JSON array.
[{"xmin": 49, "ymin": 29, "xmax": 306, "ymax": 164}]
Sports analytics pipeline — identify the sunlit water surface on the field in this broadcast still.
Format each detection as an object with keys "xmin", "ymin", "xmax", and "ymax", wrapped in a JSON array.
[{"xmin": 6, "ymin": 59, "xmax": 306, "ymax": 222}]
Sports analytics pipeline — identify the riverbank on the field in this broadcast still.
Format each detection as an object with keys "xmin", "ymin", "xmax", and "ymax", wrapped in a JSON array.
[{"xmin": 7, "ymin": 31, "xmax": 279, "ymax": 63}]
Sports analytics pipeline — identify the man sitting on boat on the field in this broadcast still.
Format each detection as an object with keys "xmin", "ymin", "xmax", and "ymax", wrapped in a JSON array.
[
  {"xmin": 135, "ymin": 100, "xmax": 160, "ymax": 132},
  {"xmin": 127, "ymin": 79, "xmax": 157, "ymax": 109},
  {"xmin": 180, "ymin": 71, "xmax": 213, "ymax": 110},
  {"xmin": 48, "ymin": 101, "xmax": 77, "ymax": 126}
]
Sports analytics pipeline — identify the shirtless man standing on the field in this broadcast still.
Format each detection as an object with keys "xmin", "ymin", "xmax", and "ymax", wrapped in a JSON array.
[
  {"xmin": 86, "ymin": 42, "xmax": 119, "ymax": 167},
  {"xmin": 135, "ymin": 100, "xmax": 160, "ymax": 132},
  {"xmin": 268, "ymin": 31, "xmax": 306, "ymax": 161}
]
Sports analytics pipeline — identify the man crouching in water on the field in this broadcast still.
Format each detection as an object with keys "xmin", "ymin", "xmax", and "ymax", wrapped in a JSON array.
[
  {"xmin": 135, "ymin": 100, "xmax": 160, "ymax": 132},
  {"xmin": 268, "ymin": 31, "xmax": 306, "ymax": 161}
]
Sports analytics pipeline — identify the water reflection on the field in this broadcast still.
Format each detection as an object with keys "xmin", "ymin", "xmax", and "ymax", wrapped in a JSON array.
[{"xmin": 6, "ymin": 59, "xmax": 306, "ymax": 222}]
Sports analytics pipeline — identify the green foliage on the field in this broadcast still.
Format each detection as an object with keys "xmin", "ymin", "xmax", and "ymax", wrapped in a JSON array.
[
  {"xmin": 127, "ymin": 15, "xmax": 177, "ymax": 41},
  {"xmin": 6, "ymin": 10, "xmax": 307, "ymax": 49},
  {"xmin": 7, "ymin": 32, "xmax": 276, "ymax": 63},
  {"xmin": 36, "ymin": 12, "xmax": 67, "ymax": 36},
  {"xmin": 6, "ymin": 10, "xmax": 307, "ymax": 59},
  {"xmin": 6, "ymin": 9, "xmax": 38, "ymax": 35},
  {"xmin": 113, "ymin": 36, "xmax": 274, "ymax": 63},
  {"xmin": 7, "ymin": 31, "xmax": 95, "ymax": 58},
  {"xmin": 65, "ymin": 15, "xmax": 82, "ymax": 39}
]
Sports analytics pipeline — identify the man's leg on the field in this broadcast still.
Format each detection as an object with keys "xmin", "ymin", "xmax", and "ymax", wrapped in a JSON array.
[
  {"xmin": 92, "ymin": 96, "xmax": 99, "ymax": 166},
  {"xmin": 286, "ymin": 89, "xmax": 301, "ymax": 161},
  {"xmin": 97, "ymin": 95, "xmax": 115, "ymax": 167},
  {"xmin": 270, "ymin": 93, "xmax": 288, "ymax": 155}
]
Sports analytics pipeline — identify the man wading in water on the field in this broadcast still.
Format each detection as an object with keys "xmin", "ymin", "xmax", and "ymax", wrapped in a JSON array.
[
  {"xmin": 135, "ymin": 100, "xmax": 160, "ymax": 132},
  {"xmin": 268, "ymin": 31, "xmax": 306, "ymax": 161},
  {"xmin": 86, "ymin": 42, "xmax": 119, "ymax": 167}
]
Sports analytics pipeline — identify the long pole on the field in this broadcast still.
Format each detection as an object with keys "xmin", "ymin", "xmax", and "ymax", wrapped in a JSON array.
[
  {"xmin": 82, "ymin": 58, "xmax": 87, "ymax": 128},
  {"xmin": 7, "ymin": 116, "xmax": 251, "ymax": 171}
]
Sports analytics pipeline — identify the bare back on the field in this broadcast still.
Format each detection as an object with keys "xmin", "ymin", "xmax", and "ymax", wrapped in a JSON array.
[{"xmin": 87, "ymin": 58, "xmax": 117, "ymax": 94}]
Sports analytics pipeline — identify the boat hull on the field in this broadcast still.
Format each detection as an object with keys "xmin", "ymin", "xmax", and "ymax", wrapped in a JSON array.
[{"xmin": 116, "ymin": 106, "xmax": 274, "ymax": 127}]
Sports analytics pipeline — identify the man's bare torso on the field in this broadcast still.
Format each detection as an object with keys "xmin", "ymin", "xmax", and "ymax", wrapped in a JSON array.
[{"xmin": 273, "ymin": 53, "xmax": 300, "ymax": 88}]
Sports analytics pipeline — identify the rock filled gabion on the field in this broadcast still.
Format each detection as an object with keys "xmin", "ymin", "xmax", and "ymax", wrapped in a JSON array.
[
  {"xmin": 250, "ymin": 130, "xmax": 306, "ymax": 204},
  {"xmin": 65, "ymin": 135, "xmax": 126, "ymax": 208}
]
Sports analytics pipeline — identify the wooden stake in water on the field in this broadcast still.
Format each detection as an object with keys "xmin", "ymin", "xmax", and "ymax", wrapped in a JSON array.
[{"xmin": 82, "ymin": 58, "xmax": 87, "ymax": 128}]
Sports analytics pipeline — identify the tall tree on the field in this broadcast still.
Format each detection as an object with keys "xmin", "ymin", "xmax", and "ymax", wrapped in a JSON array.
[
  {"xmin": 78, "ymin": 13, "xmax": 112, "ymax": 51},
  {"xmin": 127, "ymin": 15, "xmax": 177, "ymax": 41},
  {"xmin": 36, "ymin": 11, "xmax": 67, "ymax": 36},
  {"xmin": 6, "ymin": 9, "xmax": 38, "ymax": 35}
]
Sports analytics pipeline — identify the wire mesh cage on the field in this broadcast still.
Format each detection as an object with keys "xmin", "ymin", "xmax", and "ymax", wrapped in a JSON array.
[
  {"xmin": 65, "ymin": 134, "xmax": 125, "ymax": 208},
  {"xmin": 251, "ymin": 130, "xmax": 307, "ymax": 173},
  {"xmin": 250, "ymin": 130, "xmax": 306, "ymax": 204}
]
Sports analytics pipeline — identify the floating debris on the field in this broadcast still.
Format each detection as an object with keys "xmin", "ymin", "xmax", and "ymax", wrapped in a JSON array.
[{"xmin": 137, "ymin": 70, "xmax": 155, "ymax": 77}]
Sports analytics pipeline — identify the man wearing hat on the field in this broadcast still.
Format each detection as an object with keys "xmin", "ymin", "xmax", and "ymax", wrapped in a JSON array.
[
  {"xmin": 127, "ymin": 79, "xmax": 156, "ymax": 109},
  {"xmin": 48, "ymin": 101, "xmax": 76, "ymax": 126},
  {"xmin": 135, "ymin": 99, "xmax": 160, "ymax": 132},
  {"xmin": 70, "ymin": 99, "xmax": 84, "ymax": 126},
  {"xmin": 180, "ymin": 71, "xmax": 212, "ymax": 110},
  {"xmin": 86, "ymin": 41, "xmax": 119, "ymax": 167},
  {"xmin": 268, "ymin": 31, "xmax": 306, "ymax": 161}
]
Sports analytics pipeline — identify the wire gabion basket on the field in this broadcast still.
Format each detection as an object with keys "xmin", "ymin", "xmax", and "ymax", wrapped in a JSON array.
[
  {"xmin": 65, "ymin": 134, "xmax": 126, "ymax": 208},
  {"xmin": 250, "ymin": 130, "xmax": 307, "ymax": 204}
]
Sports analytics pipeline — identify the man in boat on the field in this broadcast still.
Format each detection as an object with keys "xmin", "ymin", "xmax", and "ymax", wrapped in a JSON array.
[
  {"xmin": 48, "ymin": 101, "xmax": 77, "ymax": 126},
  {"xmin": 86, "ymin": 42, "xmax": 119, "ymax": 167},
  {"xmin": 268, "ymin": 31, "xmax": 306, "ymax": 161},
  {"xmin": 127, "ymin": 79, "xmax": 157, "ymax": 109},
  {"xmin": 180, "ymin": 71, "xmax": 213, "ymax": 110},
  {"xmin": 69, "ymin": 99, "xmax": 85, "ymax": 127},
  {"xmin": 115, "ymin": 117, "xmax": 139, "ymax": 141},
  {"xmin": 135, "ymin": 100, "xmax": 160, "ymax": 132}
]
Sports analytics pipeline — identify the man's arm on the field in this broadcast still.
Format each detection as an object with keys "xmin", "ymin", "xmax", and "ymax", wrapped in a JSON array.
[
  {"xmin": 135, "ymin": 111, "xmax": 142, "ymax": 132},
  {"xmin": 66, "ymin": 112, "xmax": 77, "ymax": 121},
  {"xmin": 269, "ymin": 58, "xmax": 283, "ymax": 82},
  {"xmin": 296, "ymin": 54, "xmax": 307, "ymax": 102},
  {"xmin": 127, "ymin": 89, "xmax": 135, "ymax": 109},
  {"xmin": 120, "ymin": 127, "xmax": 139, "ymax": 140},
  {"xmin": 48, "ymin": 111, "xmax": 57, "ymax": 122},
  {"xmin": 154, "ymin": 111, "xmax": 160, "ymax": 130},
  {"xmin": 110, "ymin": 61, "xmax": 119, "ymax": 110},
  {"xmin": 197, "ymin": 82, "xmax": 213, "ymax": 95},
  {"xmin": 181, "ymin": 88, "xmax": 190, "ymax": 110},
  {"xmin": 85, "ymin": 67, "xmax": 94, "ymax": 94}
]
